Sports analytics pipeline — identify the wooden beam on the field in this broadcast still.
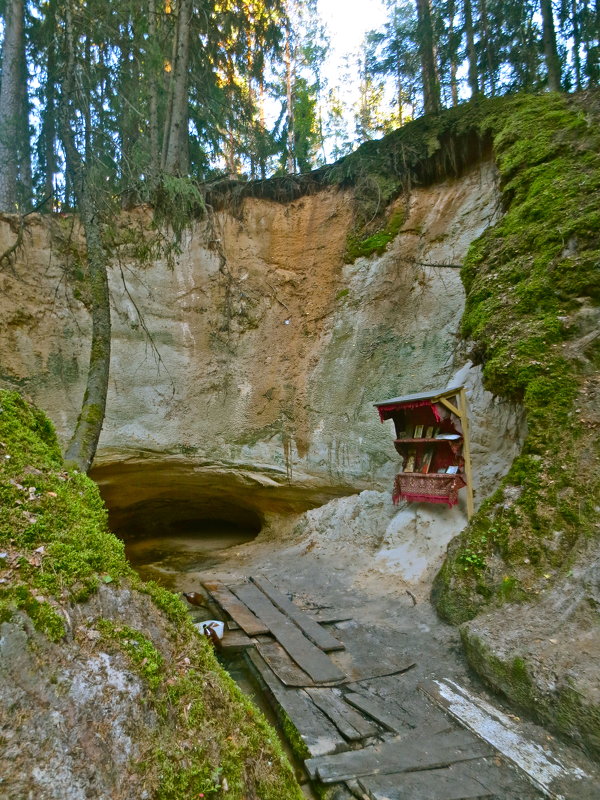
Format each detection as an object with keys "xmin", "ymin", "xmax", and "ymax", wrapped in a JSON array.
[
  {"xmin": 305, "ymin": 688, "xmax": 378, "ymax": 741},
  {"xmin": 358, "ymin": 761, "xmax": 496, "ymax": 799},
  {"xmin": 232, "ymin": 582, "xmax": 345, "ymax": 684},
  {"xmin": 306, "ymin": 729, "xmax": 490, "ymax": 783},
  {"xmin": 458, "ymin": 387, "xmax": 474, "ymax": 520},
  {"xmin": 438, "ymin": 395, "xmax": 461, "ymax": 418},
  {"xmin": 250, "ymin": 575, "xmax": 344, "ymax": 651},
  {"xmin": 202, "ymin": 581, "xmax": 269, "ymax": 636},
  {"xmin": 246, "ymin": 649, "xmax": 348, "ymax": 758}
]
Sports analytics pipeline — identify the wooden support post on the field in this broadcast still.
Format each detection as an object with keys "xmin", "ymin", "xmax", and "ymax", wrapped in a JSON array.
[{"xmin": 458, "ymin": 387, "xmax": 474, "ymax": 520}]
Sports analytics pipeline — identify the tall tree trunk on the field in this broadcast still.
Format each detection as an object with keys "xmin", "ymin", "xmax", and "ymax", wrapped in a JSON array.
[
  {"xmin": 41, "ymin": 0, "xmax": 58, "ymax": 203},
  {"xmin": 416, "ymin": 0, "xmax": 441, "ymax": 113},
  {"xmin": 162, "ymin": 0, "xmax": 191, "ymax": 175},
  {"xmin": 148, "ymin": 0, "xmax": 161, "ymax": 173},
  {"xmin": 464, "ymin": 0, "xmax": 479, "ymax": 97},
  {"xmin": 582, "ymin": 0, "xmax": 599, "ymax": 85},
  {"xmin": 541, "ymin": 0, "xmax": 562, "ymax": 90},
  {"xmin": 571, "ymin": 0, "xmax": 582, "ymax": 89},
  {"xmin": 60, "ymin": 0, "xmax": 111, "ymax": 473},
  {"xmin": 18, "ymin": 31, "xmax": 32, "ymax": 205},
  {"xmin": 478, "ymin": 0, "xmax": 496, "ymax": 94},
  {"xmin": 0, "ymin": 0, "xmax": 25, "ymax": 211},
  {"xmin": 284, "ymin": 14, "xmax": 295, "ymax": 173},
  {"xmin": 445, "ymin": 0, "xmax": 459, "ymax": 105},
  {"xmin": 259, "ymin": 78, "xmax": 267, "ymax": 179},
  {"xmin": 396, "ymin": 47, "xmax": 404, "ymax": 127}
]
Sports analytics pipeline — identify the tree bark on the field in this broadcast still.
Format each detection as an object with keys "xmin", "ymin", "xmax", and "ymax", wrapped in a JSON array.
[
  {"xmin": 60, "ymin": 0, "xmax": 111, "ymax": 473},
  {"xmin": 41, "ymin": 0, "xmax": 58, "ymax": 203},
  {"xmin": 416, "ymin": 0, "xmax": 441, "ymax": 114},
  {"xmin": 447, "ymin": 3, "xmax": 459, "ymax": 106},
  {"xmin": 464, "ymin": 0, "xmax": 479, "ymax": 97},
  {"xmin": 478, "ymin": 0, "xmax": 496, "ymax": 94},
  {"xmin": 0, "ymin": 0, "xmax": 25, "ymax": 211},
  {"xmin": 541, "ymin": 0, "xmax": 562, "ymax": 90},
  {"xmin": 571, "ymin": 0, "xmax": 582, "ymax": 90},
  {"xmin": 148, "ymin": 0, "xmax": 161, "ymax": 174},
  {"xmin": 162, "ymin": 0, "xmax": 191, "ymax": 175},
  {"xmin": 284, "ymin": 12, "xmax": 295, "ymax": 173}
]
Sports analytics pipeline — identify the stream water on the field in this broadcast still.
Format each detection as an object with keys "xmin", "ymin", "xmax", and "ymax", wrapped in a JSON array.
[{"xmin": 122, "ymin": 519, "xmax": 257, "ymax": 589}]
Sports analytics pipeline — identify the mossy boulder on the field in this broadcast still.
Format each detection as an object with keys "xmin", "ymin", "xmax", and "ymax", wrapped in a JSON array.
[{"xmin": 0, "ymin": 389, "xmax": 302, "ymax": 799}]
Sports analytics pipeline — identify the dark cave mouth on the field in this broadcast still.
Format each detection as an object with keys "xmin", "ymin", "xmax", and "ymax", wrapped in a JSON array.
[{"xmin": 106, "ymin": 499, "xmax": 263, "ymax": 587}]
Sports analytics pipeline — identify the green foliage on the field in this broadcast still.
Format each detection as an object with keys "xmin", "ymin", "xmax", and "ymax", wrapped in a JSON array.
[
  {"xmin": 434, "ymin": 93, "xmax": 600, "ymax": 624},
  {"xmin": 147, "ymin": 175, "xmax": 206, "ymax": 241},
  {"xmin": 0, "ymin": 389, "xmax": 134, "ymax": 618}
]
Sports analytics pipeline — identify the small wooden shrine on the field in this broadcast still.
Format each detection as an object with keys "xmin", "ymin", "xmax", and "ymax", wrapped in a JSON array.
[{"xmin": 374, "ymin": 385, "xmax": 474, "ymax": 518}]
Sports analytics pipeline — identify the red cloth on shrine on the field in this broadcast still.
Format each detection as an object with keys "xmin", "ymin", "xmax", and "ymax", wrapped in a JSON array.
[
  {"xmin": 392, "ymin": 473, "xmax": 465, "ymax": 507},
  {"xmin": 378, "ymin": 400, "xmax": 443, "ymax": 424}
]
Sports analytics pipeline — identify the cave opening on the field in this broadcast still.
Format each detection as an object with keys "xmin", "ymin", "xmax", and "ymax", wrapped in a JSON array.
[{"xmin": 107, "ymin": 499, "xmax": 263, "ymax": 588}]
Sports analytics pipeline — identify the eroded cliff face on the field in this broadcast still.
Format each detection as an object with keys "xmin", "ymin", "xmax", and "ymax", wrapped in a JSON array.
[{"xmin": 0, "ymin": 161, "xmax": 522, "ymax": 542}]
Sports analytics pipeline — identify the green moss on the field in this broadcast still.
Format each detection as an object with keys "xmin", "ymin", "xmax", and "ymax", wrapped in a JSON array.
[
  {"xmin": 280, "ymin": 708, "xmax": 311, "ymax": 761},
  {"xmin": 97, "ymin": 620, "xmax": 164, "ymax": 689},
  {"xmin": 0, "ymin": 390, "xmax": 133, "ymax": 619},
  {"xmin": 434, "ymin": 93, "xmax": 600, "ymax": 624},
  {"xmin": 345, "ymin": 204, "xmax": 408, "ymax": 262},
  {"xmin": 0, "ymin": 588, "xmax": 65, "ymax": 641}
]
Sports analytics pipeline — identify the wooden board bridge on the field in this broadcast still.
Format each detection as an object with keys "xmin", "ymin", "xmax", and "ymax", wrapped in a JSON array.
[{"xmin": 191, "ymin": 575, "xmax": 597, "ymax": 800}]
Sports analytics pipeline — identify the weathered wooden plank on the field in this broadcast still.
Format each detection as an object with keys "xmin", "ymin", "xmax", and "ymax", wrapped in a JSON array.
[
  {"xmin": 305, "ymin": 688, "xmax": 378, "ymax": 742},
  {"xmin": 344, "ymin": 691, "xmax": 413, "ymax": 734},
  {"xmin": 232, "ymin": 582, "xmax": 345, "ymax": 684},
  {"xmin": 202, "ymin": 581, "xmax": 269, "ymax": 636},
  {"xmin": 420, "ymin": 679, "xmax": 599, "ymax": 800},
  {"xmin": 358, "ymin": 762, "xmax": 494, "ymax": 800},
  {"xmin": 256, "ymin": 640, "xmax": 314, "ymax": 687},
  {"xmin": 250, "ymin": 575, "xmax": 345, "ymax": 651},
  {"xmin": 246, "ymin": 649, "xmax": 348, "ymax": 758},
  {"xmin": 306, "ymin": 729, "xmax": 491, "ymax": 784},
  {"xmin": 220, "ymin": 630, "xmax": 255, "ymax": 651}
]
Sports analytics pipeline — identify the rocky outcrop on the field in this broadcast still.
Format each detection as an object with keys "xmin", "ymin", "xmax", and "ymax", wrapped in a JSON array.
[{"xmin": 0, "ymin": 161, "xmax": 522, "ymax": 540}]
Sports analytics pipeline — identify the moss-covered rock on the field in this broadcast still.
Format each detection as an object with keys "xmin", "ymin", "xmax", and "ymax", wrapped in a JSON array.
[
  {"xmin": 433, "ymin": 92, "xmax": 600, "ymax": 623},
  {"xmin": 428, "ymin": 92, "xmax": 600, "ymax": 757},
  {"xmin": 0, "ymin": 389, "xmax": 302, "ymax": 799}
]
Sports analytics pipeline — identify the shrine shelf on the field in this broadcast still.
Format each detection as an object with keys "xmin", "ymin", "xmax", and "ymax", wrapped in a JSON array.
[{"xmin": 374, "ymin": 384, "xmax": 474, "ymax": 518}]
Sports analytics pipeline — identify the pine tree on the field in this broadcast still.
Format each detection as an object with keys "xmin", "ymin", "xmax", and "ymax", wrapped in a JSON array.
[
  {"xmin": 415, "ymin": 0, "xmax": 442, "ymax": 113},
  {"xmin": 0, "ymin": 0, "xmax": 27, "ymax": 211}
]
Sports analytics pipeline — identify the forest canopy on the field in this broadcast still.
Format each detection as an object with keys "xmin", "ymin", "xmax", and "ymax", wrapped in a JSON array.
[{"xmin": 0, "ymin": 0, "xmax": 598, "ymax": 213}]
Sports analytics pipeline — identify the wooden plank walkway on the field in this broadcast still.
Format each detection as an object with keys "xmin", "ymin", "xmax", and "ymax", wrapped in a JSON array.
[
  {"xmin": 344, "ymin": 690, "xmax": 414, "ymax": 734},
  {"xmin": 305, "ymin": 728, "xmax": 491, "ymax": 783},
  {"xmin": 202, "ymin": 581, "xmax": 269, "ymax": 636},
  {"xmin": 304, "ymin": 688, "xmax": 378, "ymax": 742},
  {"xmin": 358, "ymin": 761, "xmax": 495, "ymax": 800},
  {"xmin": 232, "ymin": 582, "xmax": 345, "ymax": 684},
  {"xmin": 247, "ymin": 649, "xmax": 348, "ymax": 758},
  {"xmin": 256, "ymin": 640, "xmax": 314, "ymax": 687},
  {"xmin": 250, "ymin": 575, "xmax": 345, "ymax": 651}
]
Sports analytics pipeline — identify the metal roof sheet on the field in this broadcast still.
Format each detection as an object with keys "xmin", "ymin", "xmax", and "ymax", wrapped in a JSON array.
[{"xmin": 373, "ymin": 385, "xmax": 464, "ymax": 407}]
